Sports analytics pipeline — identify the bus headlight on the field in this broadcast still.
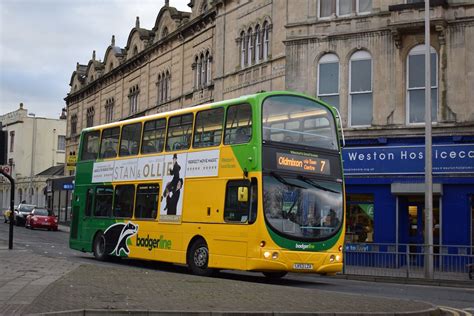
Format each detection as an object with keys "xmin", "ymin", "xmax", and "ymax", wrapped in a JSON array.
[
  {"xmin": 272, "ymin": 252, "xmax": 279, "ymax": 259},
  {"xmin": 329, "ymin": 255, "xmax": 335, "ymax": 263},
  {"xmin": 264, "ymin": 251, "xmax": 271, "ymax": 259},
  {"xmin": 336, "ymin": 255, "xmax": 341, "ymax": 262}
]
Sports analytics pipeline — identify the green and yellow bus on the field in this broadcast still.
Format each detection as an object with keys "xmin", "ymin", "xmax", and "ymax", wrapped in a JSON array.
[{"xmin": 70, "ymin": 91, "xmax": 345, "ymax": 278}]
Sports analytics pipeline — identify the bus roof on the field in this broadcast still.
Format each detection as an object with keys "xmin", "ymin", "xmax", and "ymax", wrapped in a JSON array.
[{"xmin": 80, "ymin": 90, "xmax": 331, "ymax": 133}]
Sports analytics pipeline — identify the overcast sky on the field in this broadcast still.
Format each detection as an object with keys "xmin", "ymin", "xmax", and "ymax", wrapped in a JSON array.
[{"xmin": 0, "ymin": 0, "xmax": 190, "ymax": 119}]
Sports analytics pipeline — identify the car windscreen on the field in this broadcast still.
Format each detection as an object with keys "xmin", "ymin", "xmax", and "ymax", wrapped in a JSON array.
[
  {"xmin": 19, "ymin": 205, "xmax": 35, "ymax": 212},
  {"xmin": 33, "ymin": 209, "xmax": 49, "ymax": 216}
]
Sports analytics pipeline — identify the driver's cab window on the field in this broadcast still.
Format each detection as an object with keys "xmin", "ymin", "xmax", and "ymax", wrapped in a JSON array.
[{"xmin": 224, "ymin": 179, "xmax": 257, "ymax": 224}]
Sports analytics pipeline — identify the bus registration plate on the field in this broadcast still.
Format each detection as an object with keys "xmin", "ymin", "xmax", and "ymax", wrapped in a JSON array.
[{"xmin": 293, "ymin": 263, "xmax": 313, "ymax": 270}]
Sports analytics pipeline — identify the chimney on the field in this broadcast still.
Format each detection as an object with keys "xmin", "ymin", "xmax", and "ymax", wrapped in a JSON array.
[
  {"xmin": 136, "ymin": 16, "xmax": 140, "ymax": 29},
  {"xmin": 165, "ymin": 0, "xmax": 169, "ymax": 6},
  {"xmin": 92, "ymin": 50, "xmax": 96, "ymax": 61},
  {"xmin": 111, "ymin": 35, "xmax": 115, "ymax": 46},
  {"xmin": 19, "ymin": 103, "xmax": 23, "ymax": 109}
]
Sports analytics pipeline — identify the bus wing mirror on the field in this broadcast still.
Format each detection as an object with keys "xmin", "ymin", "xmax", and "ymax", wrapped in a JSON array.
[{"xmin": 238, "ymin": 187, "xmax": 249, "ymax": 202}]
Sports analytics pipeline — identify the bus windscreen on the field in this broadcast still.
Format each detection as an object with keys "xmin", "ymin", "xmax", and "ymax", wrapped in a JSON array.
[{"xmin": 262, "ymin": 95, "xmax": 337, "ymax": 150}]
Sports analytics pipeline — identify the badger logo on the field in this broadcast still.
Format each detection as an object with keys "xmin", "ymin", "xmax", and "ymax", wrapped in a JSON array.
[{"xmin": 103, "ymin": 221, "xmax": 138, "ymax": 256}]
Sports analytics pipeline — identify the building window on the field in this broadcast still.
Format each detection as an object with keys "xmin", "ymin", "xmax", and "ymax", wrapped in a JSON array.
[
  {"xmin": 105, "ymin": 98, "xmax": 114, "ymax": 123},
  {"xmin": 194, "ymin": 51, "xmax": 212, "ymax": 89},
  {"xmin": 240, "ymin": 31, "xmax": 246, "ymax": 68},
  {"xmin": 255, "ymin": 25, "xmax": 261, "ymax": 64},
  {"xmin": 407, "ymin": 45, "xmax": 438, "ymax": 124},
  {"xmin": 247, "ymin": 28, "xmax": 253, "ymax": 66},
  {"xmin": 194, "ymin": 56, "xmax": 200, "ymax": 89},
  {"xmin": 263, "ymin": 21, "xmax": 270, "ymax": 61},
  {"xmin": 71, "ymin": 114, "xmax": 78, "ymax": 136},
  {"xmin": 157, "ymin": 71, "xmax": 170, "ymax": 103},
  {"xmin": 9, "ymin": 131, "xmax": 14, "ymax": 152},
  {"xmin": 317, "ymin": 53, "xmax": 340, "ymax": 109},
  {"xmin": 349, "ymin": 50, "xmax": 372, "ymax": 127},
  {"xmin": 161, "ymin": 27, "xmax": 169, "ymax": 39},
  {"xmin": 319, "ymin": 0, "xmax": 372, "ymax": 18},
  {"xmin": 346, "ymin": 194, "xmax": 374, "ymax": 243},
  {"xmin": 201, "ymin": 53, "xmax": 207, "ymax": 87},
  {"xmin": 86, "ymin": 107, "xmax": 95, "ymax": 128},
  {"xmin": 129, "ymin": 85, "xmax": 139, "ymax": 115},
  {"xmin": 206, "ymin": 52, "xmax": 211, "ymax": 85},
  {"xmin": 57, "ymin": 135, "xmax": 66, "ymax": 151}
]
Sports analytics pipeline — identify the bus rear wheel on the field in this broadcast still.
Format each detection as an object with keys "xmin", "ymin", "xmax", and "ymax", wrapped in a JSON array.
[
  {"xmin": 262, "ymin": 271, "xmax": 288, "ymax": 279},
  {"xmin": 93, "ymin": 232, "xmax": 109, "ymax": 261},
  {"xmin": 188, "ymin": 239, "xmax": 214, "ymax": 276}
]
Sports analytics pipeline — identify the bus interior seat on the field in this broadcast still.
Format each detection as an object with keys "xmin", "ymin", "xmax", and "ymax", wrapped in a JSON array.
[{"xmin": 120, "ymin": 146, "xmax": 130, "ymax": 156}]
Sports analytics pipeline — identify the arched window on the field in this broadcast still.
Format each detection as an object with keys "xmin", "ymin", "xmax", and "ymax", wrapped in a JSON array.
[
  {"xmin": 317, "ymin": 53, "xmax": 340, "ymax": 110},
  {"xmin": 165, "ymin": 71, "xmax": 170, "ymax": 100},
  {"xmin": 197, "ymin": 56, "xmax": 202, "ymax": 88},
  {"xmin": 349, "ymin": 50, "xmax": 373, "ymax": 126},
  {"xmin": 201, "ymin": 53, "xmax": 207, "ymax": 86},
  {"xmin": 157, "ymin": 74, "xmax": 162, "ymax": 103},
  {"xmin": 263, "ymin": 21, "xmax": 270, "ymax": 60},
  {"xmin": 407, "ymin": 45, "xmax": 438, "ymax": 124},
  {"xmin": 206, "ymin": 51, "xmax": 211, "ymax": 85},
  {"xmin": 255, "ymin": 25, "xmax": 261, "ymax": 63},
  {"xmin": 200, "ymin": 1, "xmax": 208, "ymax": 13},
  {"xmin": 133, "ymin": 45, "xmax": 138, "ymax": 56},
  {"xmin": 240, "ymin": 31, "xmax": 246, "ymax": 68},
  {"xmin": 247, "ymin": 28, "xmax": 253, "ymax": 66},
  {"xmin": 161, "ymin": 27, "xmax": 169, "ymax": 39}
]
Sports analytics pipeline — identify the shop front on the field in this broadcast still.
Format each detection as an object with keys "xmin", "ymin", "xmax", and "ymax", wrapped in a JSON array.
[{"xmin": 342, "ymin": 138, "xmax": 474, "ymax": 251}]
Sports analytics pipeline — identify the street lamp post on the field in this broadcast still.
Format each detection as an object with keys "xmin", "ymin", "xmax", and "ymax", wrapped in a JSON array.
[{"xmin": 424, "ymin": 0, "xmax": 434, "ymax": 279}]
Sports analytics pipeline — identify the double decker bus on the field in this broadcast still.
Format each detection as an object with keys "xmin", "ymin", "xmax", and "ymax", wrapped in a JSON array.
[{"xmin": 70, "ymin": 91, "xmax": 345, "ymax": 278}]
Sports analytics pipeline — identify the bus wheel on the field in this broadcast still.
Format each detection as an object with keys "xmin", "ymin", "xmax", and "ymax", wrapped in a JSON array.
[
  {"xmin": 188, "ymin": 239, "xmax": 214, "ymax": 276},
  {"xmin": 93, "ymin": 232, "xmax": 108, "ymax": 261},
  {"xmin": 262, "ymin": 271, "xmax": 287, "ymax": 279}
]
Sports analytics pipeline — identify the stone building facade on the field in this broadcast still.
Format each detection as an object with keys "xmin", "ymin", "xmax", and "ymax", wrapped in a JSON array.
[
  {"xmin": 65, "ymin": 0, "xmax": 287, "ymax": 164},
  {"xmin": 65, "ymin": 0, "xmax": 474, "ymax": 247}
]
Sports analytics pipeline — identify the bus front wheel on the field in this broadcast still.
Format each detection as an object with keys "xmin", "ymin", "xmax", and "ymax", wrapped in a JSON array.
[
  {"xmin": 93, "ymin": 232, "xmax": 109, "ymax": 261},
  {"xmin": 188, "ymin": 239, "xmax": 214, "ymax": 276}
]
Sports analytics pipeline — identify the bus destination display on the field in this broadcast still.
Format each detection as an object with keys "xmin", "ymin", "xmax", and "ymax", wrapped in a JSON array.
[{"xmin": 276, "ymin": 152, "xmax": 330, "ymax": 175}]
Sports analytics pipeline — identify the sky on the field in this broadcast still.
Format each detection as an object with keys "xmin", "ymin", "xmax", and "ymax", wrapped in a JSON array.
[{"xmin": 0, "ymin": 0, "xmax": 190, "ymax": 119}]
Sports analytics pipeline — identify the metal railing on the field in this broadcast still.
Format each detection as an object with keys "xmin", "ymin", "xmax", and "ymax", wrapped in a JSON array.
[{"xmin": 343, "ymin": 243, "xmax": 474, "ymax": 281}]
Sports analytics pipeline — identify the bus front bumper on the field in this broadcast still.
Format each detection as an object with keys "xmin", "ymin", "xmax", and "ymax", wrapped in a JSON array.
[{"xmin": 247, "ymin": 250, "xmax": 343, "ymax": 274}]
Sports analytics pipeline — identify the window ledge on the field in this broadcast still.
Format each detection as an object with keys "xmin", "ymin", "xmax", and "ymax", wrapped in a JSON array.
[{"xmin": 389, "ymin": 0, "xmax": 447, "ymax": 12}]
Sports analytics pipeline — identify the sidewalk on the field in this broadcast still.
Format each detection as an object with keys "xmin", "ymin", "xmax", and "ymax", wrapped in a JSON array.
[{"xmin": 0, "ymin": 239, "xmax": 442, "ymax": 316}]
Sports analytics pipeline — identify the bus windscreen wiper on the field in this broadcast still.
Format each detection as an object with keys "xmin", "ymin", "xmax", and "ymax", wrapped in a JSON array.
[
  {"xmin": 270, "ymin": 172, "xmax": 305, "ymax": 189},
  {"xmin": 297, "ymin": 175, "xmax": 340, "ymax": 194}
]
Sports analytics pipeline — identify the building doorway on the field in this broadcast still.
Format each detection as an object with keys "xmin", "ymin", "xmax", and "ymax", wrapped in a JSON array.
[{"xmin": 399, "ymin": 195, "xmax": 440, "ymax": 246}]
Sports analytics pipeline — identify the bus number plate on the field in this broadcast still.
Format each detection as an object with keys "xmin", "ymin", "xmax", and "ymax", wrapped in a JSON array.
[{"xmin": 293, "ymin": 263, "xmax": 313, "ymax": 270}]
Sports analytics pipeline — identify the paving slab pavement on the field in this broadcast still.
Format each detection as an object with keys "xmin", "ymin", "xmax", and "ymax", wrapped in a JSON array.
[{"xmin": 0, "ymin": 239, "xmax": 441, "ymax": 316}]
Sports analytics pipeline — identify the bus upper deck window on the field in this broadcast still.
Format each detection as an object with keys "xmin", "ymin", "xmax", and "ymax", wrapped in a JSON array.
[
  {"xmin": 120, "ymin": 123, "xmax": 142, "ymax": 157},
  {"xmin": 141, "ymin": 119, "xmax": 166, "ymax": 154},
  {"xmin": 100, "ymin": 127, "xmax": 120, "ymax": 159},
  {"xmin": 224, "ymin": 104, "xmax": 252, "ymax": 145},
  {"xmin": 80, "ymin": 131, "xmax": 100, "ymax": 161},
  {"xmin": 166, "ymin": 113, "xmax": 193, "ymax": 151},
  {"xmin": 193, "ymin": 107, "xmax": 224, "ymax": 148}
]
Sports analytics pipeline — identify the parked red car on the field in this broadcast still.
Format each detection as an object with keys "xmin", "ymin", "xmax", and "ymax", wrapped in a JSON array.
[{"xmin": 25, "ymin": 207, "xmax": 58, "ymax": 231}]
